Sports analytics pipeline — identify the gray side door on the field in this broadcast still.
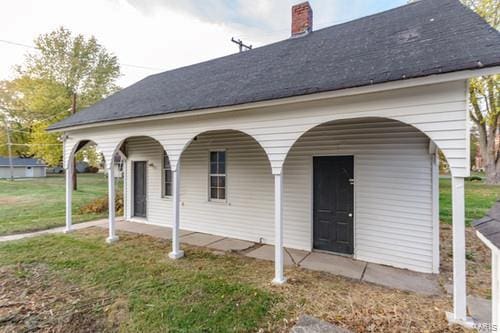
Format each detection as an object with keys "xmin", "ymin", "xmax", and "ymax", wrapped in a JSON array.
[{"xmin": 133, "ymin": 161, "xmax": 147, "ymax": 218}]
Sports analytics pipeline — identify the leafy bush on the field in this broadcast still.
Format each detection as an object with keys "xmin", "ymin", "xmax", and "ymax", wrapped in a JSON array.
[
  {"xmin": 79, "ymin": 192, "xmax": 123, "ymax": 215},
  {"xmin": 466, "ymin": 176, "xmax": 482, "ymax": 182},
  {"xmin": 87, "ymin": 166, "xmax": 99, "ymax": 173}
]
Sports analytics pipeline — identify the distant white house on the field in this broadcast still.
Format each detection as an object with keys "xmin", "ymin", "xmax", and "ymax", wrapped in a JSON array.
[{"xmin": 0, "ymin": 157, "xmax": 47, "ymax": 179}]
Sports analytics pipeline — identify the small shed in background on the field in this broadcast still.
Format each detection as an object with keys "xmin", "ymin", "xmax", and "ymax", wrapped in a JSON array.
[
  {"xmin": 0, "ymin": 157, "xmax": 47, "ymax": 179},
  {"xmin": 474, "ymin": 201, "xmax": 500, "ymax": 327}
]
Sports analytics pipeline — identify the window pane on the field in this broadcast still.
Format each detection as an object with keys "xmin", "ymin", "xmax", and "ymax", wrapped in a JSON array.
[
  {"xmin": 218, "ymin": 161, "xmax": 225, "ymax": 174},
  {"xmin": 218, "ymin": 151, "xmax": 225, "ymax": 163},
  {"xmin": 210, "ymin": 162, "xmax": 217, "ymax": 174},
  {"xmin": 210, "ymin": 176, "xmax": 217, "ymax": 187},
  {"xmin": 210, "ymin": 151, "xmax": 217, "ymax": 163},
  {"xmin": 218, "ymin": 188, "xmax": 226, "ymax": 200},
  {"xmin": 210, "ymin": 187, "xmax": 218, "ymax": 199},
  {"xmin": 165, "ymin": 183, "xmax": 172, "ymax": 196},
  {"xmin": 165, "ymin": 170, "xmax": 172, "ymax": 182},
  {"xmin": 218, "ymin": 176, "xmax": 225, "ymax": 187}
]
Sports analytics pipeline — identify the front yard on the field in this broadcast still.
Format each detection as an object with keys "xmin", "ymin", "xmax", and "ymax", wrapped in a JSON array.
[
  {"xmin": 439, "ymin": 177, "xmax": 499, "ymax": 225},
  {"xmin": 0, "ymin": 174, "xmax": 120, "ymax": 236},
  {"xmin": 0, "ymin": 228, "xmax": 471, "ymax": 332}
]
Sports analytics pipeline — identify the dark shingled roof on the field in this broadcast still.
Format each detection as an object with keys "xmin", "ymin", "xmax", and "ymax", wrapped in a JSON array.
[
  {"xmin": 474, "ymin": 201, "xmax": 500, "ymax": 249},
  {"xmin": 49, "ymin": 0, "xmax": 500, "ymax": 130},
  {"xmin": 0, "ymin": 157, "xmax": 46, "ymax": 167}
]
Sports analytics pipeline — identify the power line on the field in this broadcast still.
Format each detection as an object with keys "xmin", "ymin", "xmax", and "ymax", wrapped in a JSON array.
[
  {"xmin": 0, "ymin": 38, "xmax": 164, "ymax": 72},
  {"xmin": 120, "ymin": 63, "xmax": 164, "ymax": 71},
  {"xmin": 0, "ymin": 143, "xmax": 62, "ymax": 146},
  {"xmin": 7, "ymin": 128, "xmax": 31, "ymax": 134},
  {"xmin": 0, "ymin": 39, "xmax": 34, "ymax": 49}
]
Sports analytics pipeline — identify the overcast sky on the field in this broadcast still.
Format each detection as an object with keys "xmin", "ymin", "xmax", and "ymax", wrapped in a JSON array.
[{"xmin": 0, "ymin": 0, "xmax": 406, "ymax": 88}]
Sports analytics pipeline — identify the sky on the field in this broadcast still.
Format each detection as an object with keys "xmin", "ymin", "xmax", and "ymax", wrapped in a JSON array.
[{"xmin": 0, "ymin": 0, "xmax": 406, "ymax": 88}]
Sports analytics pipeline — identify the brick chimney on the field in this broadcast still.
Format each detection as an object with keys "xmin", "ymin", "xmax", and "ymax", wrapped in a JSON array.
[{"xmin": 291, "ymin": 2, "xmax": 313, "ymax": 37}]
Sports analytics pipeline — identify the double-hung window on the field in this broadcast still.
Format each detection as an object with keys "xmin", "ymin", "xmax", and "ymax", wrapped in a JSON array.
[
  {"xmin": 163, "ymin": 151, "xmax": 172, "ymax": 197},
  {"xmin": 209, "ymin": 151, "xmax": 226, "ymax": 200}
]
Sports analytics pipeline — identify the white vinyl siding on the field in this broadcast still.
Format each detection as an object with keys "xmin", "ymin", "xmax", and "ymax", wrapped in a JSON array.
[
  {"xmin": 180, "ymin": 131, "xmax": 274, "ymax": 242},
  {"xmin": 123, "ymin": 119, "xmax": 433, "ymax": 273}
]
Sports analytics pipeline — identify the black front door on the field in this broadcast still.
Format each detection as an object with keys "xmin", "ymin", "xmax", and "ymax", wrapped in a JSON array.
[
  {"xmin": 133, "ymin": 161, "xmax": 147, "ymax": 218},
  {"xmin": 313, "ymin": 156, "xmax": 354, "ymax": 254}
]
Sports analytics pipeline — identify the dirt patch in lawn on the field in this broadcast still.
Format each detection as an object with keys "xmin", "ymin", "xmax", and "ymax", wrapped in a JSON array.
[
  {"xmin": 0, "ymin": 263, "xmax": 123, "ymax": 333},
  {"xmin": 0, "ymin": 196, "xmax": 20, "ymax": 205},
  {"xmin": 440, "ymin": 224, "xmax": 491, "ymax": 299}
]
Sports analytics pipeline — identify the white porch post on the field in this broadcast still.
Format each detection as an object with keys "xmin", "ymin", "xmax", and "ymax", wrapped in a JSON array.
[
  {"xmin": 64, "ymin": 159, "xmax": 73, "ymax": 233},
  {"xmin": 106, "ymin": 164, "xmax": 119, "ymax": 243},
  {"xmin": 493, "ymin": 250, "xmax": 499, "ymax": 326},
  {"xmin": 451, "ymin": 176, "xmax": 468, "ymax": 322},
  {"xmin": 272, "ymin": 173, "xmax": 286, "ymax": 285},
  {"xmin": 169, "ymin": 168, "xmax": 184, "ymax": 259},
  {"xmin": 122, "ymin": 159, "xmax": 127, "ymax": 219}
]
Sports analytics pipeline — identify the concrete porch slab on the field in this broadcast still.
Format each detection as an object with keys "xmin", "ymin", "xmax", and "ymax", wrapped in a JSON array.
[
  {"xmin": 362, "ymin": 263, "xmax": 441, "ymax": 296},
  {"xmin": 180, "ymin": 232, "xmax": 225, "ymax": 247},
  {"xmin": 208, "ymin": 238, "xmax": 254, "ymax": 252},
  {"xmin": 299, "ymin": 252, "xmax": 366, "ymax": 280},
  {"xmin": 467, "ymin": 295, "xmax": 492, "ymax": 324},
  {"xmin": 288, "ymin": 248, "xmax": 311, "ymax": 264},
  {"xmin": 246, "ymin": 245, "xmax": 309, "ymax": 266},
  {"xmin": 101, "ymin": 220, "xmax": 193, "ymax": 240},
  {"xmin": 114, "ymin": 221, "xmax": 173, "ymax": 239},
  {"xmin": 247, "ymin": 245, "xmax": 294, "ymax": 265}
]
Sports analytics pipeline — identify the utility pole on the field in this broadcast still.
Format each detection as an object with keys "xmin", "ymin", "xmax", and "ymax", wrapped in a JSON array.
[
  {"xmin": 231, "ymin": 37, "xmax": 252, "ymax": 53},
  {"xmin": 72, "ymin": 92, "xmax": 77, "ymax": 191},
  {"xmin": 4, "ymin": 120, "xmax": 14, "ymax": 181}
]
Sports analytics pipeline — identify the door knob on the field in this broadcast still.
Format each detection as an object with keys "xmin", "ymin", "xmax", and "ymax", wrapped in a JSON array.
[{"xmin": 348, "ymin": 213, "xmax": 353, "ymax": 217}]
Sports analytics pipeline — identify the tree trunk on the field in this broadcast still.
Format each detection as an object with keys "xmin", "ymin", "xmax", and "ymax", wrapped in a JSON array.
[
  {"xmin": 483, "ymin": 131, "xmax": 500, "ymax": 184},
  {"xmin": 470, "ymin": 77, "xmax": 499, "ymax": 185}
]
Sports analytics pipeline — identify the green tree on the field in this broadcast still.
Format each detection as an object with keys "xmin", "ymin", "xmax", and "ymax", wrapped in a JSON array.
[
  {"xmin": 7, "ymin": 27, "xmax": 120, "ymax": 188},
  {"xmin": 0, "ymin": 81, "xmax": 31, "ymax": 157},
  {"xmin": 462, "ymin": 0, "xmax": 499, "ymax": 184}
]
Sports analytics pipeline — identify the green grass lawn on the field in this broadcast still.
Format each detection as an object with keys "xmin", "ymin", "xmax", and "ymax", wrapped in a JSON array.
[
  {"xmin": 439, "ymin": 177, "xmax": 499, "ymax": 225},
  {"xmin": 0, "ymin": 229, "xmax": 460, "ymax": 332},
  {"xmin": 0, "ymin": 231, "xmax": 276, "ymax": 332},
  {"xmin": 0, "ymin": 174, "xmax": 121, "ymax": 236}
]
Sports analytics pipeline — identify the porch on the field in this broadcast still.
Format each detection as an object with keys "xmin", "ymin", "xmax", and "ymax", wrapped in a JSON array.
[{"xmin": 95, "ymin": 219, "xmax": 442, "ymax": 296}]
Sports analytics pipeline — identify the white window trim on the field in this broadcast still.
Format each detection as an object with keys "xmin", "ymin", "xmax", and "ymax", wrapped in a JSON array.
[
  {"xmin": 162, "ymin": 151, "xmax": 172, "ymax": 199},
  {"xmin": 208, "ymin": 149, "xmax": 227, "ymax": 203}
]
